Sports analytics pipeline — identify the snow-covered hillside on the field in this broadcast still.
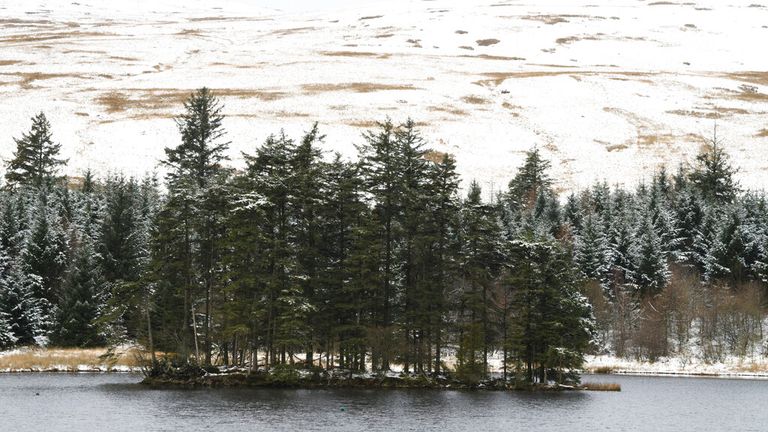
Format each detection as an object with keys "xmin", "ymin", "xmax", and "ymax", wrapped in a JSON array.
[{"xmin": 1, "ymin": 0, "xmax": 767, "ymax": 192}]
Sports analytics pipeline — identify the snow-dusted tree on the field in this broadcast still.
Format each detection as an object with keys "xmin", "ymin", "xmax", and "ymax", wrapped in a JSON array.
[
  {"xmin": 574, "ymin": 213, "xmax": 607, "ymax": 282},
  {"xmin": 506, "ymin": 147, "xmax": 552, "ymax": 212},
  {"xmin": 634, "ymin": 214, "xmax": 669, "ymax": 296},
  {"xmin": 51, "ymin": 238, "xmax": 105, "ymax": 347},
  {"xmin": 22, "ymin": 196, "xmax": 68, "ymax": 313},
  {"xmin": 0, "ymin": 309, "xmax": 15, "ymax": 349},
  {"xmin": 0, "ymin": 255, "xmax": 49, "ymax": 345},
  {"xmin": 5, "ymin": 112, "xmax": 66, "ymax": 190},
  {"xmin": 688, "ymin": 130, "xmax": 739, "ymax": 205}
]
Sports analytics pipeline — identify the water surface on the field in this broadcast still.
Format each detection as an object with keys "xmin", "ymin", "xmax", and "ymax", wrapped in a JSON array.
[{"xmin": 0, "ymin": 373, "xmax": 766, "ymax": 431}]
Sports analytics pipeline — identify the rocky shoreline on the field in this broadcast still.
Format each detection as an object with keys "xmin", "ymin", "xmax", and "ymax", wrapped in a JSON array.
[{"xmin": 140, "ymin": 366, "xmax": 589, "ymax": 391}]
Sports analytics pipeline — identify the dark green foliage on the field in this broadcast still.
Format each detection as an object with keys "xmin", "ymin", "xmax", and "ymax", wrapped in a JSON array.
[
  {"xmin": 4, "ymin": 97, "xmax": 766, "ymax": 391},
  {"xmin": 688, "ymin": 132, "xmax": 739, "ymax": 204},
  {"xmin": 51, "ymin": 239, "xmax": 105, "ymax": 347},
  {"xmin": 506, "ymin": 239, "xmax": 595, "ymax": 384},
  {"xmin": 5, "ymin": 112, "xmax": 66, "ymax": 190}
]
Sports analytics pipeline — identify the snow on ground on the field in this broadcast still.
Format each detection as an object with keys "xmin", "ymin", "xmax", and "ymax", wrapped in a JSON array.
[
  {"xmin": 585, "ymin": 354, "xmax": 768, "ymax": 378},
  {"xmin": 0, "ymin": 0, "xmax": 767, "ymax": 193}
]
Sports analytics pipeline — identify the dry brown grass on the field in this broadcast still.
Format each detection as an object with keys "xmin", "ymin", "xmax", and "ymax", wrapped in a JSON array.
[
  {"xmin": 427, "ymin": 105, "xmax": 469, "ymax": 116},
  {"xmin": 461, "ymin": 95, "xmax": 489, "ymax": 105},
  {"xmin": 423, "ymin": 150, "xmax": 449, "ymax": 163},
  {"xmin": 582, "ymin": 382, "xmax": 621, "ymax": 391},
  {"xmin": 346, "ymin": 120, "xmax": 380, "ymax": 128},
  {"xmin": 320, "ymin": 51, "xmax": 391, "ymax": 59},
  {"xmin": 269, "ymin": 27, "xmax": 316, "ymax": 36},
  {"xmin": 735, "ymin": 361, "xmax": 768, "ymax": 372},
  {"xmin": 0, "ymin": 60, "xmax": 23, "ymax": 66},
  {"xmin": 188, "ymin": 16, "xmax": 273, "ymax": 22},
  {"xmin": 649, "ymin": 1, "xmax": 678, "ymax": 5},
  {"xmin": 110, "ymin": 55, "xmax": 140, "ymax": 61},
  {"xmin": 359, "ymin": 15, "xmax": 383, "ymax": 20},
  {"xmin": 666, "ymin": 109, "xmax": 722, "ymax": 119},
  {"xmin": 0, "ymin": 31, "xmax": 114, "ymax": 44},
  {"xmin": 521, "ymin": 15, "xmax": 569, "ymax": 25},
  {"xmin": 302, "ymin": 82, "xmax": 418, "ymax": 94},
  {"xmin": 0, "ymin": 18, "xmax": 53, "ymax": 25},
  {"xmin": 459, "ymin": 54, "xmax": 525, "ymax": 61},
  {"xmin": 590, "ymin": 365, "xmax": 615, "ymax": 374},
  {"xmin": 0, "ymin": 347, "xmax": 147, "ymax": 371},
  {"xmin": 95, "ymin": 88, "xmax": 287, "ymax": 113},
  {"xmin": 756, "ymin": 129, "xmax": 768, "ymax": 138},
  {"xmin": 459, "ymin": 46, "xmax": 474, "ymax": 51},
  {"xmin": 176, "ymin": 28, "xmax": 204, "ymax": 36},
  {"xmin": 476, "ymin": 38, "xmax": 500, "ymax": 46},
  {"xmin": 0, "ymin": 72, "xmax": 90, "ymax": 88}
]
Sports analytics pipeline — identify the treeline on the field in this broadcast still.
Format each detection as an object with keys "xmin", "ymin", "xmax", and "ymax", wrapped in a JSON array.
[{"xmin": 0, "ymin": 88, "xmax": 765, "ymax": 384}]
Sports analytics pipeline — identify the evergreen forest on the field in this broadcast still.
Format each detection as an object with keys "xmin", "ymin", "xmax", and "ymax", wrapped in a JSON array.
[{"xmin": 1, "ymin": 88, "xmax": 765, "ymax": 385}]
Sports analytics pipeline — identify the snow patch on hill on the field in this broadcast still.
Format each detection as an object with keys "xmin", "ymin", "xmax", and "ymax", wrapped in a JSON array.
[{"xmin": 1, "ymin": 0, "xmax": 767, "ymax": 193}]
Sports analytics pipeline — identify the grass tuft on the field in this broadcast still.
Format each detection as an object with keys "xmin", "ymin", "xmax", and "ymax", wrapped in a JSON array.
[
  {"xmin": 582, "ymin": 382, "xmax": 621, "ymax": 391},
  {"xmin": 0, "ymin": 347, "xmax": 146, "ymax": 371}
]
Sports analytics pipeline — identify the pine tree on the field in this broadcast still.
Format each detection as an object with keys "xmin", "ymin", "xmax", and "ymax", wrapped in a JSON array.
[
  {"xmin": 688, "ymin": 129, "xmax": 739, "ymax": 205},
  {"xmin": 574, "ymin": 214, "xmax": 607, "ymax": 282},
  {"xmin": 23, "ymin": 196, "xmax": 67, "ymax": 312},
  {"xmin": 356, "ymin": 119, "xmax": 403, "ymax": 371},
  {"xmin": 634, "ymin": 214, "xmax": 669, "ymax": 295},
  {"xmin": 51, "ymin": 238, "xmax": 105, "ymax": 347},
  {"xmin": 507, "ymin": 147, "xmax": 552, "ymax": 212},
  {"xmin": 154, "ymin": 87, "xmax": 231, "ymax": 364},
  {"xmin": 457, "ymin": 181, "xmax": 504, "ymax": 377},
  {"xmin": 0, "ymin": 256, "xmax": 48, "ymax": 345},
  {"xmin": 5, "ymin": 112, "xmax": 66, "ymax": 189},
  {"xmin": 507, "ymin": 238, "xmax": 595, "ymax": 384}
]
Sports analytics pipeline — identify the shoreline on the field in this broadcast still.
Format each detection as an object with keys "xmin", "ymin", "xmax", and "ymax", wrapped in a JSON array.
[{"xmin": 584, "ymin": 354, "xmax": 768, "ymax": 379}]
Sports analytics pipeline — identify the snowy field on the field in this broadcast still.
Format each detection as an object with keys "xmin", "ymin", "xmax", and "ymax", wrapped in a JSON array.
[{"xmin": 1, "ymin": 0, "xmax": 767, "ymax": 193}]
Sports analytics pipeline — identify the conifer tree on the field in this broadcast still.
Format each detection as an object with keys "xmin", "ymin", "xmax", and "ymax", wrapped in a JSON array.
[
  {"xmin": 507, "ymin": 238, "xmax": 595, "ymax": 384},
  {"xmin": 688, "ymin": 130, "xmax": 739, "ymax": 205},
  {"xmin": 5, "ymin": 112, "xmax": 66, "ymax": 189},
  {"xmin": 51, "ymin": 238, "xmax": 105, "ymax": 347}
]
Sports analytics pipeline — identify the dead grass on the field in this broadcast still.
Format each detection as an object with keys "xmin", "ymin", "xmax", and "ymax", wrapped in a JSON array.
[
  {"xmin": 302, "ymin": 82, "xmax": 419, "ymax": 94},
  {"xmin": 269, "ymin": 27, "xmax": 317, "ymax": 36},
  {"xmin": 0, "ymin": 18, "xmax": 53, "ymax": 25},
  {"xmin": 459, "ymin": 46, "xmax": 474, "ymax": 51},
  {"xmin": 320, "ymin": 51, "xmax": 391, "ymax": 59},
  {"xmin": 176, "ymin": 28, "xmax": 204, "ymax": 36},
  {"xmin": 0, "ymin": 347, "xmax": 147, "ymax": 371},
  {"xmin": 427, "ymin": 105, "xmax": 469, "ymax": 116},
  {"xmin": 188, "ymin": 16, "xmax": 273, "ymax": 22},
  {"xmin": 521, "ymin": 15, "xmax": 569, "ymax": 25},
  {"xmin": 756, "ymin": 129, "xmax": 768, "ymax": 138},
  {"xmin": 649, "ymin": 1, "xmax": 678, "ymax": 5},
  {"xmin": 476, "ymin": 38, "xmax": 500, "ymax": 46},
  {"xmin": 666, "ymin": 109, "xmax": 722, "ymax": 119},
  {"xmin": 95, "ymin": 88, "xmax": 288, "ymax": 113},
  {"xmin": 423, "ymin": 150, "xmax": 449, "ymax": 163},
  {"xmin": 590, "ymin": 365, "xmax": 615, "ymax": 374},
  {"xmin": 475, "ymin": 70, "xmax": 658, "ymax": 86},
  {"xmin": 110, "ymin": 55, "xmax": 140, "ymax": 61},
  {"xmin": 461, "ymin": 95, "xmax": 489, "ymax": 104},
  {"xmin": 0, "ymin": 60, "xmax": 23, "ymax": 66},
  {"xmin": 0, "ymin": 71, "xmax": 90, "ymax": 88},
  {"xmin": 459, "ymin": 54, "xmax": 525, "ymax": 61},
  {"xmin": 359, "ymin": 15, "xmax": 383, "ymax": 20},
  {"xmin": 582, "ymin": 382, "xmax": 621, "ymax": 391},
  {"xmin": 346, "ymin": 120, "xmax": 380, "ymax": 128},
  {"xmin": 0, "ymin": 31, "xmax": 114, "ymax": 44}
]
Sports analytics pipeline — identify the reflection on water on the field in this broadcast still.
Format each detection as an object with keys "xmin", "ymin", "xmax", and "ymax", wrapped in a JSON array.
[{"xmin": 0, "ymin": 373, "xmax": 766, "ymax": 431}]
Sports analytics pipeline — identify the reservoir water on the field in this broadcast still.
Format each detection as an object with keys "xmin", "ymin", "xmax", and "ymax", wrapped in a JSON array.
[{"xmin": 0, "ymin": 373, "xmax": 766, "ymax": 431}]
